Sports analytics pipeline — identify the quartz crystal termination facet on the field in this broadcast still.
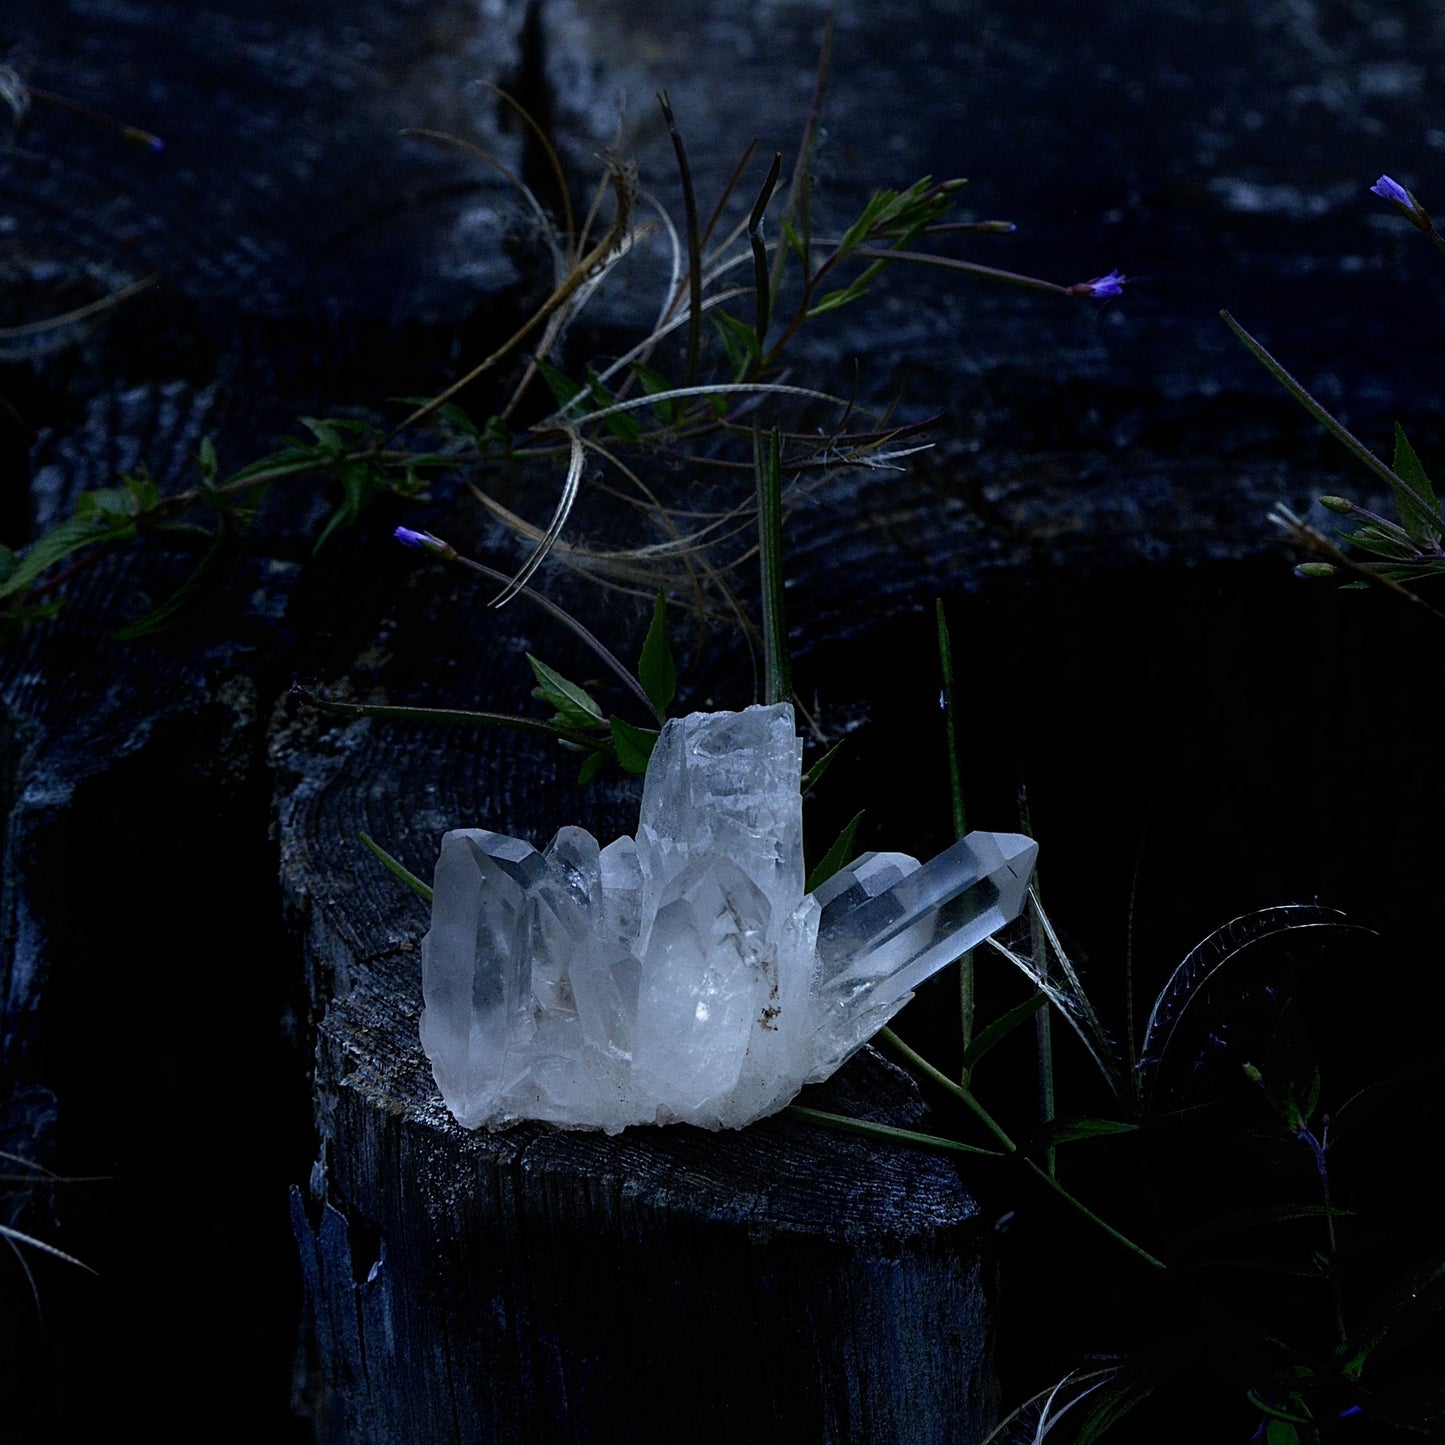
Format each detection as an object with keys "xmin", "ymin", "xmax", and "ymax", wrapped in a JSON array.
[{"xmin": 419, "ymin": 704, "xmax": 1037, "ymax": 1133}]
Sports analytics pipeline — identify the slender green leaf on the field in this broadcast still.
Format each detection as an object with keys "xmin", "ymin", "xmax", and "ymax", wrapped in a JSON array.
[
  {"xmin": 713, "ymin": 310, "xmax": 762, "ymax": 363},
  {"xmin": 805, "ymin": 809, "xmax": 864, "ymax": 893},
  {"xmin": 1038, "ymin": 1116, "xmax": 1139, "ymax": 1146},
  {"xmin": 781, "ymin": 216, "xmax": 807, "ymax": 267},
  {"xmin": 359, "ymin": 831, "xmax": 433, "ymax": 903},
  {"xmin": 296, "ymin": 691, "xmax": 612, "ymax": 749},
  {"xmin": 1176, "ymin": 1202, "xmax": 1355, "ymax": 1249},
  {"xmin": 960, "ymin": 991, "xmax": 1049, "ymax": 1072},
  {"xmin": 0, "ymin": 514, "xmax": 111, "ymax": 599},
  {"xmin": 800, "ymin": 740, "xmax": 843, "ymax": 796}
]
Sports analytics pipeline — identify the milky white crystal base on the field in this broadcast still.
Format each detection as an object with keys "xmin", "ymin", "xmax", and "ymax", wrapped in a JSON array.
[{"xmin": 420, "ymin": 703, "xmax": 1037, "ymax": 1133}]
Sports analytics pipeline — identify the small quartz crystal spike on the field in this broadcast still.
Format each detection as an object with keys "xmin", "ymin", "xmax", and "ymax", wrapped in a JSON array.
[{"xmin": 811, "ymin": 832, "xmax": 1039, "ymax": 1072}]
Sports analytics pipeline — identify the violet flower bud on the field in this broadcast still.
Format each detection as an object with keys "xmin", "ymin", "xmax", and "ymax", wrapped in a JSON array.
[
  {"xmin": 1066, "ymin": 269, "xmax": 1127, "ymax": 298},
  {"xmin": 393, "ymin": 526, "xmax": 455, "ymax": 559},
  {"xmin": 1370, "ymin": 175, "xmax": 1431, "ymax": 230}
]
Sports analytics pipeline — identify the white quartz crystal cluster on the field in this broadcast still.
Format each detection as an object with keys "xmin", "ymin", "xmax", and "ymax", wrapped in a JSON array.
[{"xmin": 420, "ymin": 703, "xmax": 1037, "ymax": 1133}]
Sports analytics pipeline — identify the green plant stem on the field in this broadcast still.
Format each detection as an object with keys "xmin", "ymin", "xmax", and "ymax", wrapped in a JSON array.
[
  {"xmin": 1223, "ymin": 310, "xmax": 1445, "ymax": 534},
  {"xmin": 1031, "ymin": 894, "xmax": 1057, "ymax": 1180},
  {"xmin": 878, "ymin": 1027, "xmax": 1016, "ymax": 1153},
  {"xmin": 755, "ymin": 425, "xmax": 791, "ymax": 705},
  {"xmin": 1021, "ymin": 1157, "xmax": 1168, "ymax": 1269},
  {"xmin": 855, "ymin": 247, "xmax": 1080, "ymax": 296},
  {"xmin": 1307, "ymin": 1126, "xmax": 1349, "ymax": 1351}
]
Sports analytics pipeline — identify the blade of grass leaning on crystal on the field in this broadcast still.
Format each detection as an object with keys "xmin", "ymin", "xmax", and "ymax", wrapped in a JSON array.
[
  {"xmin": 935, "ymin": 598, "xmax": 975, "ymax": 1055},
  {"xmin": 1222, "ymin": 310, "xmax": 1445, "ymax": 535},
  {"xmin": 755, "ymin": 425, "xmax": 791, "ymax": 705}
]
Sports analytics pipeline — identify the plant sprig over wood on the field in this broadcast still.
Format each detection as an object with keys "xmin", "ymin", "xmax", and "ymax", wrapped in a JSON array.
[
  {"xmin": 1236, "ymin": 173, "xmax": 1445, "ymax": 622},
  {"xmin": 3, "ymin": 51, "xmax": 1124, "ymax": 638}
]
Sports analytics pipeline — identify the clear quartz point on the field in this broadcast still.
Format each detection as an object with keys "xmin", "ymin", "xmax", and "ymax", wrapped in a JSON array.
[{"xmin": 419, "ymin": 704, "xmax": 1037, "ymax": 1133}]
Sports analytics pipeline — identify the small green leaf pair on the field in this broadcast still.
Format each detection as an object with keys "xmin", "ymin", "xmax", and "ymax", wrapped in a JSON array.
[{"xmin": 529, "ymin": 588, "xmax": 677, "ymax": 780}]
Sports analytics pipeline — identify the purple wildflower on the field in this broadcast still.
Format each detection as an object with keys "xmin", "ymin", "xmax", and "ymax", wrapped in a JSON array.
[
  {"xmin": 1371, "ymin": 175, "xmax": 1412, "ymax": 207},
  {"xmin": 393, "ymin": 526, "xmax": 456, "ymax": 559},
  {"xmin": 1370, "ymin": 174, "xmax": 1431, "ymax": 230},
  {"xmin": 1067, "ymin": 269, "xmax": 1127, "ymax": 298}
]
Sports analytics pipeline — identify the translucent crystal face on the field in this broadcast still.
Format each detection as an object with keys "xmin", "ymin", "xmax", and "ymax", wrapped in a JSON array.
[{"xmin": 419, "ymin": 703, "xmax": 1037, "ymax": 1133}]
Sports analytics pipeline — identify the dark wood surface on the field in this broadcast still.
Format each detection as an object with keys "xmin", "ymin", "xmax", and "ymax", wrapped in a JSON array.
[{"xmin": 7, "ymin": 2, "xmax": 1445, "ymax": 1439}]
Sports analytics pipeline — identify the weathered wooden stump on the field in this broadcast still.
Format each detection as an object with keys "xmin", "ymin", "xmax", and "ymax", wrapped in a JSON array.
[{"xmin": 273, "ymin": 551, "xmax": 1000, "ymax": 1441}]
